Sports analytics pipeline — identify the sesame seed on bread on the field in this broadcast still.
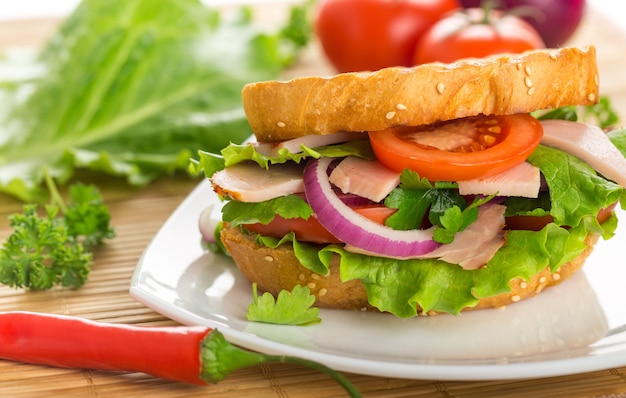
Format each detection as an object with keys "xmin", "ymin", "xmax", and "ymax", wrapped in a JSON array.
[{"xmin": 241, "ymin": 46, "xmax": 599, "ymax": 143}]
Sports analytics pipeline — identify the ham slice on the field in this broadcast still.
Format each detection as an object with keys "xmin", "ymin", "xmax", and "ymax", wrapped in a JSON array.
[
  {"xmin": 329, "ymin": 156, "xmax": 401, "ymax": 202},
  {"xmin": 540, "ymin": 120, "xmax": 626, "ymax": 187},
  {"xmin": 255, "ymin": 132, "xmax": 367, "ymax": 157},
  {"xmin": 420, "ymin": 204, "xmax": 506, "ymax": 270},
  {"xmin": 344, "ymin": 204, "xmax": 506, "ymax": 268},
  {"xmin": 457, "ymin": 162, "xmax": 541, "ymax": 198},
  {"xmin": 210, "ymin": 162, "xmax": 304, "ymax": 202}
]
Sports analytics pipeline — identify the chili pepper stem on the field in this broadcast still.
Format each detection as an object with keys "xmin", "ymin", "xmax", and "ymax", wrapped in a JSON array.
[{"xmin": 200, "ymin": 329, "xmax": 362, "ymax": 398}]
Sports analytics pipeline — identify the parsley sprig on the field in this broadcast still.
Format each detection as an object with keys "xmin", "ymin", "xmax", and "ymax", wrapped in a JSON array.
[
  {"xmin": 247, "ymin": 283, "xmax": 321, "ymax": 326},
  {"xmin": 0, "ymin": 174, "xmax": 115, "ymax": 290}
]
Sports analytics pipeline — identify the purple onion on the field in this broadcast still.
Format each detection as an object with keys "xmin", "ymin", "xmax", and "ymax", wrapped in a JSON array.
[
  {"xmin": 198, "ymin": 204, "xmax": 218, "ymax": 243},
  {"xmin": 303, "ymin": 158, "xmax": 440, "ymax": 258}
]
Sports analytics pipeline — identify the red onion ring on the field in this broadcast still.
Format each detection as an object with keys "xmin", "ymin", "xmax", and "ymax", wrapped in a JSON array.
[
  {"xmin": 198, "ymin": 204, "xmax": 218, "ymax": 243},
  {"xmin": 303, "ymin": 158, "xmax": 440, "ymax": 258}
]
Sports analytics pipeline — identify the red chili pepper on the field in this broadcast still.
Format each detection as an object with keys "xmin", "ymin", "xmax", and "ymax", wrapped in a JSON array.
[{"xmin": 0, "ymin": 311, "xmax": 361, "ymax": 397}]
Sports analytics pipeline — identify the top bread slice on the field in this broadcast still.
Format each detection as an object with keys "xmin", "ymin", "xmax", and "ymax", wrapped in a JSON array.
[{"xmin": 242, "ymin": 46, "xmax": 599, "ymax": 142}]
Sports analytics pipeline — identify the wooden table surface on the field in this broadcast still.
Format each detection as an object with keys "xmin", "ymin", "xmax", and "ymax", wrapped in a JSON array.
[{"xmin": 1, "ymin": 3, "xmax": 626, "ymax": 397}]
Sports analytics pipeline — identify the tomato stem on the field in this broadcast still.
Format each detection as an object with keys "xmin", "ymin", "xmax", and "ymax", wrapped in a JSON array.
[
  {"xmin": 43, "ymin": 167, "xmax": 68, "ymax": 213},
  {"xmin": 201, "ymin": 329, "xmax": 361, "ymax": 397},
  {"xmin": 479, "ymin": 0, "xmax": 497, "ymax": 24},
  {"xmin": 476, "ymin": 0, "xmax": 544, "ymax": 24}
]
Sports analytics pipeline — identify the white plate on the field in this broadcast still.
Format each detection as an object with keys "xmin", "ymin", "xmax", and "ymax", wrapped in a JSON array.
[{"xmin": 130, "ymin": 179, "xmax": 626, "ymax": 381}]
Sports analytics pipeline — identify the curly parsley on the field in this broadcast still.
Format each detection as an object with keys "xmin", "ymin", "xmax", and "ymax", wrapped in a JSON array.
[{"xmin": 0, "ymin": 177, "xmax": 115, "ymax": 290}]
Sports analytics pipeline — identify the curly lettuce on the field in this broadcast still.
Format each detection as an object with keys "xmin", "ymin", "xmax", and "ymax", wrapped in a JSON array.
[
  {"xmin": 0, "ymin": 0, "xmax": 311, "ymax": 202},
  {"xmin": 235, "ymin": 133, "xmax": 626, "ymax": 317}
]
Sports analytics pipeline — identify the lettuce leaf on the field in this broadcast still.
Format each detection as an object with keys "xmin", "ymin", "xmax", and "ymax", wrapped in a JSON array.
[
  {"xmin": 306, "ymin": 215, "xmax": 599, "ymax": 317},
  {"xmin": 246, "ymin": 212, "xmax": 607, "ymax": 318},
  {"xmin": 214, "ymin": 106, "xmax": 626, "ymax": 318},
  {"xmin": 223, "ymin": 195, "xmax": 313, "ymax": 227},
  {"xmin": 609, "ymin": 128, "xmax": 626, "ymax": 157},
  {"xmin": 257, "ymin": 232, "xmax": 329, "ymax": 276},
  {"xmin": 528, "ymin": 145, "xmax": 623, "ymax": 227},
  {"xmin": 242, "ymin": 142, "xmax": 624, "ymax": 317},
  {"xmin": 0, "ymin": 0, "xmax": 311, "ymax": 202},
  {"xmin": 190, "ymin": 139, "xmax": 375, "ymax": 178}
]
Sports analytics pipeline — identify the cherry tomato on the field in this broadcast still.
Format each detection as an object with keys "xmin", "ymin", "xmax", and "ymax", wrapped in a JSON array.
[
  {"xmin": 315, "ymin": 0, "xmax": 460, "ymax": 72},
  {"xmin": 244, "ymin": 205, "xmax": 396, "ymax": 244},
  {"xmin": 413, "ymin": 7, "xmax": 545, "ymax": 64},
  {"xmin": 459, "ymin": 0, "xmax": 585, "ymax": 48},
  {"xmin": 368, "ymin": 114, "xmax": 543, "ymax": 181}
]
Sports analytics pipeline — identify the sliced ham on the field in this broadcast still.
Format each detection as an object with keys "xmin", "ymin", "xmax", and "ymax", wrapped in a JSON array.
[
  {"xmin": 344, "ymin": 204, "xmax": 505, "ymax": 268},
  {"xmin": 540, "ymin": 120, "xmax": 626, "ymax": 187},
  {"xmin": 255, "ymin": 131, "xmax": 367, "ymax": 157},
  {"xmin": 210, "ymin": 162, "xmax": 304, "ymax": 202},
  {"xmin": 329, "ymin": 156, "xmax": 401, "ymax": 202},
  {"xmin": 457, "ymin": 162, "xmax": 541, "ymax": 198},
  {"xmin": 420, "ymin": 204, "xmax": 506, "ymax": 270}
]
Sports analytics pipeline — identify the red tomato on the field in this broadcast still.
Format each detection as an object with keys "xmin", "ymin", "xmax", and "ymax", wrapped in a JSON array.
[
  {"xmin": 368, "ymin": 114, "xmax": 543, "ymax": 181},
  {"xmin": 506, "ymin": 202, "xmax": 618, "ymax": 231},
  {"xmin": 244, "ymin": 205, "xmax": 396, "ymax": 244},
  {"xmin": 413, "ymin": 7, "xmax": 545, "ymax": 64},
  {"xmin": 459, "ymin": 0, "xmax": 585, "ymax": 48},
  {"xmin": 504, "ymin": 214, "xmax": 554, "ymax": 231},
  {"xmin": 315, "ymin": 0, "xmax": 460, "ymax": 72}
]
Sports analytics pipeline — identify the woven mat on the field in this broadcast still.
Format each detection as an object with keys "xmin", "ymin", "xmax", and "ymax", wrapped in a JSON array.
[{"xmin": 1, "ymin": 173, "xmax": 625, "ymax": 398}]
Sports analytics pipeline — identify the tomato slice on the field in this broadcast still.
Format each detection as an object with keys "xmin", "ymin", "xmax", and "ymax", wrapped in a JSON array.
[
  {"xmin": 505, "ymin": 202, "xmax": 618, "ymax": 231},
  {"xmin": 243, "ymin": 205, "xmax": 396, "ymax": 244},
  {"xmin": 504, "ymin": 214, "xmax": 554, "ymax": 231},
  {"xmin": 368, "ymin": 114, "xmax": 543, "ymax": 181}
]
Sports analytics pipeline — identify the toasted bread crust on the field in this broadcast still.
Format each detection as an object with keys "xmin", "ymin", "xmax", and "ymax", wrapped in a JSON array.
[
  {"xmin": 242, "ymin": 46, "xmax": 599, "ymax": 142},
  {"xmin": 221, "ymin": 225, "xmax": 599, "ymax": 315}
]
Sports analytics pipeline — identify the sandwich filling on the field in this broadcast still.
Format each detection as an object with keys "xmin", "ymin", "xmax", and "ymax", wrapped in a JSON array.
[{"xmin": 195, "ymin": 111, "xmax": 626, "ymax": 317}]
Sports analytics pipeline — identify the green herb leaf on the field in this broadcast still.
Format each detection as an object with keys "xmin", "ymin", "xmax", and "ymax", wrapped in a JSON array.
[
  {"xmin": 0, "ymin": 0, "xmax": 311, "ymax": 202},
  {"xmin": 247, "ymin": 283, "xmax": 321, "ymax": 326},
  {"xmin": 0, "ymin": 205, "xmax": 92, "ymax": 290},
  {"xmin": 433, "ymin": 195, "xmax": 494, "ymax": 244},
  {"xmin": 384, "ymin": 169, "xmax": 468, "ymax": 236},
  {"xmin": 64, "ymin": 184, "xmax": 116, "ymax": 248},
  {"xmin": 0, "ymin": 181, "xmax": 114, "ymax": 291},
  {"xmin": 222, "ymin": 195, "xmax": 313, "ymax": 227},
  {"xmin": 433, "ymin": 206, "xmax": 476, "ymax": 244}
]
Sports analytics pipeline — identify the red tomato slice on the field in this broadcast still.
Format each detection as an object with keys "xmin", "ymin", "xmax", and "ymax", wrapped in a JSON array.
[
  {"xmin": 368, "ymin": 114, "xmax": 543, "ymax": 181},
  {"xmin": 505, "ymin": 202, "xmax": 618, "ymax": 231},
  {"xmin": 504, "ymin": 214, "xmax": 554, "ymax": 231},
  {"xmin": 244, "ymin": 205, "xmax": 396, "ymax": 244}
]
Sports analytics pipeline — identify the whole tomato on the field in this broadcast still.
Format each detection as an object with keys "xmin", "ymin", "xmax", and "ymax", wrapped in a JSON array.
[
  {"xmin": 315, "ymin": 0, "xmax": 460, "ymax": 72},
  {"xmin": 459, "ymin": 0, "xmax": 585, "ymax": 47},
  {"xmin": 413, "ymin": 7, "xmax": 545, "ymax": 64}
]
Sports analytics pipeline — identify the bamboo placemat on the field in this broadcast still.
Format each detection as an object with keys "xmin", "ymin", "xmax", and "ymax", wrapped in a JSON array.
[{"xmin": 1, "ymin": 3, "xmax": 626, "ymax": 397}]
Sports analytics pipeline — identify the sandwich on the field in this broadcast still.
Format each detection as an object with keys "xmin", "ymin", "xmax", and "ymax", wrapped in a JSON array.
[{"xmin": 195, "ymin": 46, "xmax": 626, "ymax": 318}]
